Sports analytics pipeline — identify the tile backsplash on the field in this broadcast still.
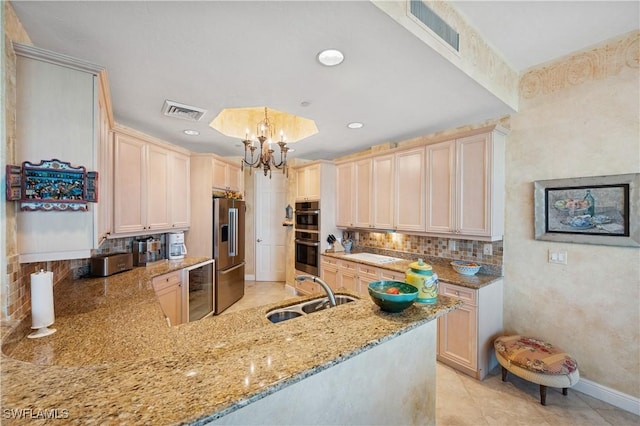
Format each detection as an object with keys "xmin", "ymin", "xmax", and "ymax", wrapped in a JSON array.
[{"xmin": 350, "ymin": 231, "xmax": 503, "ymax": 275}]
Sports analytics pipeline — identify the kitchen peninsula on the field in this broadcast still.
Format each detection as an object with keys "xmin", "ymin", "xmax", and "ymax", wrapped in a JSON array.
[{"xmin": 1, "ymin": 258, "xmax": 461, "ymax": 425}]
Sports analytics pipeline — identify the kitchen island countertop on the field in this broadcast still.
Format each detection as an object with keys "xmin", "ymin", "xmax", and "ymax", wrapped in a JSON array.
[{"xmin": 1, "ymin": 256, "xmax": 461, "ymax": 425}]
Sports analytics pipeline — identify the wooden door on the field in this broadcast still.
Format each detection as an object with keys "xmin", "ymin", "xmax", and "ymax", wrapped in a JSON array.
[
  {"xmin": 395, "ymin": 148, "xmax": 426, "ymax": 232},
  {"xmin": 255, "ymin": 171, "xmax": 287, "ymax": 281}
]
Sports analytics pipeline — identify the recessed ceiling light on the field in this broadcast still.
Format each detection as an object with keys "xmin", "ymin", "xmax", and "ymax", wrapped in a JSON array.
[
  {"xmin": 317, "ymin": 49, "xmax": 344, "ymax": 67},
  {"xmin": 183, "ymin": 129, "xmax": 199, "ymax": 136},
  {"xmin": 347, "ymin": 122, "xmax": 363, "ymax": 129}
]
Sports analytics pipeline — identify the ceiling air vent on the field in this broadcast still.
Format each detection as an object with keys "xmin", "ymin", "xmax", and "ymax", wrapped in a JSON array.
[
  {"xmin": 161, "ymin": 100, "xmax": 207, "ymax": 121},
  {"xmin": 409, "ymin": 0, "xmax": 459, "ymax": 52}
]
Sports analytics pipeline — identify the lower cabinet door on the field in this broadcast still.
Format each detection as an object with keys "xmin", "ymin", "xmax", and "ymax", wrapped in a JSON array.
[
  {"xmin": 155, "ymin": 283, "xmax": 182, "ymax": 326},
  {"xmin": 437, "ymin": 301, "xmax": 478, "ymax": 375},
  {"xmin": 321, "ymin": 265, "xmax": 339, "ymax": 290}
]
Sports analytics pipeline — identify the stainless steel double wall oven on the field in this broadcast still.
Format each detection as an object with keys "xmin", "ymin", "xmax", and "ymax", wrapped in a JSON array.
[{"xmin": 294, "ymin": 201, "xmax": 320, "ymax": 276}]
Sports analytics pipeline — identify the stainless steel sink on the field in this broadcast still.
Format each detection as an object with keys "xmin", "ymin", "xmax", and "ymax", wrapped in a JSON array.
[{"xmin": 266, "ymin": 295, "xmax": 358, "ymax": 323}]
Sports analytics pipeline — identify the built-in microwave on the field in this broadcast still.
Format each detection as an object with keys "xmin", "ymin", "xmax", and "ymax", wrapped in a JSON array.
[{"xmin": 295, "ymin": 201, "xmax": 320, "ymax": 231}]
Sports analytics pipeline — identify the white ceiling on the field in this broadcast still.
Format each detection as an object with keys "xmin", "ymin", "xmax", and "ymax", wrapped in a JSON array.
[{"xmin": 11, "ymin": 1, "xmax": 639, "ymax": 161}]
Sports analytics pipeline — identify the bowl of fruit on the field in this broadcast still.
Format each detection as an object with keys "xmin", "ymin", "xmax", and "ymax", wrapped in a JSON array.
[
  {"xmin": 368, "ymin": 281, "xmax": 419, "ymax": 312},
  {"xmin": 451, "ymin": 261, "xmax": 481, "ymax": 276}
]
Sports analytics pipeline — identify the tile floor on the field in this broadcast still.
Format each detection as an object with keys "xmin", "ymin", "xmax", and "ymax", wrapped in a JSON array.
[{"xmin": 223, "ymin": 281, "xmax": 639, "ymax": 425}]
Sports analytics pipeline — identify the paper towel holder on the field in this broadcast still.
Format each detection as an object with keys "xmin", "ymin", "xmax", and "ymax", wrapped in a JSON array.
[{"xmin": 27, "ymin": 269, "xmax": 57, "ymax": 339}]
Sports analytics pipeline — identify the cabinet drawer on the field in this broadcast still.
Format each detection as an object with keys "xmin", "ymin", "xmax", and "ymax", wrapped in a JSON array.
[
  {"xmin": 357, "ymin": 264, "xmax": 380, "ymax": 279},
  {"xmin": 152, "ymin": 271, "xmax": 182, "ymax": 292},
  {"xmin": 322, "ymin": 257, "xmax": 339, "ymax": 267},
  {"xmin": 380, "ymin": 269, "xmax": 405, "ymax": 282},
  {"xmin": 439, "ymin": 282, "xmax": 477, "ymax": 306},
  {"xmin": 338, "ymin": 260, "xmax": 357, "ymax": 272}
]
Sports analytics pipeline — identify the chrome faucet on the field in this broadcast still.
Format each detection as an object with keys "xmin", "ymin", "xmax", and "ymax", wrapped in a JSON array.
[{"xmin": 295, "ymin": 275, "xmax": 337, "ymax": 307}]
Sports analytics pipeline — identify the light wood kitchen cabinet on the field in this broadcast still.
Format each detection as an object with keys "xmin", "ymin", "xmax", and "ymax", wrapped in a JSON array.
[
  {"xmin": 113, "ymin": 132, "xmax": 147, "ymax": 234},
  {"xmin": 355, "ymin": 263, "xmax": 380, "ymax": 294},
  {"xmin": 152, "ymin": 271, "xmax": 183, "ymax": 326},
  {"xmin": 437, "ymin": 279, "xmax": 503, "ymax": 380},
  {"xmin": 170, "ymin": 151, "xmax": 190, "ymax": 229},
  {"xmin": 395, "ymin": 147, "xmax": 426, "ymax": 232},
  {"xmin": 354, "ymin": 159, "xmax": 373, "ymax": 228},
  {"xmin": 320, "ymin": 257, "xmax": 340, "ymax": 290},
  {"xmin": 338, "ymin": 260, "xmax": 359, "ymax": 294},
  {"xmin": 337, "ymin": 154, "xmax": 396, "ymax": 231},
  {"xmin": 212, "ymin": 157, "xmax": 243, "ymax": 193},
  {"xmin": 380, "ymin": 269, "xmax": 405, "ymax": 282},
  {"xmin": 295, "ymin": 163, "xmax": 321, "ymax": 201},
  {"xmin": 336, "ymin": 162, "xmax": 355, "ymax": 227},
  {"xmin": 146, "ymin": 143, "xmax": 172, "ymax": 230},
  {"xmin": 372, "ymin": 154, "xmax": 395, "ymax": 230},
  {"xmin": 426, "ymin": 128, "xmax": 506, "ymax": 240},
  {"xmin": 113, "ymin": 128, "xmax": 191, "ymax": 236}
]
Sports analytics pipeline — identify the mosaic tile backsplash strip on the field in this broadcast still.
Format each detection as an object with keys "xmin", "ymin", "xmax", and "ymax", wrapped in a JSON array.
[{"xmin": 351, "ymin": 231, "xmax": 503, "ymax": 276}]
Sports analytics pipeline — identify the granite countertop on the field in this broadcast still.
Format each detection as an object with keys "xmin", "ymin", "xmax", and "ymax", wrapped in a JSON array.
[
  {"xmin": 1, "ymin": 256, "xmax": 461, "ymax": 425},
  {"xmin": 322, "ymin": 251, "xmax": 503, "ymax": 290}
]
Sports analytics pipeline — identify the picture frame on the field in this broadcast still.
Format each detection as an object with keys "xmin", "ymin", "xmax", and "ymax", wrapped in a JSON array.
[{"xmin": 534, "ymin": 173, "xmax": 640, "ymax": 247}]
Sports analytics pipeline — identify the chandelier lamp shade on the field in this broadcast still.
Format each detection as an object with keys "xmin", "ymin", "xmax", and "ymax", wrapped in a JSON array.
[{"xmin": 209, "ymin": 106, "xmax": 318, "ymax": 178}]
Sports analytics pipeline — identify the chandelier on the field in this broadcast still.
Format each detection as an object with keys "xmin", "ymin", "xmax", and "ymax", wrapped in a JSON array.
[{"xmin": 241, "ymin": 107, "xmax": 289, "ymax": 178}]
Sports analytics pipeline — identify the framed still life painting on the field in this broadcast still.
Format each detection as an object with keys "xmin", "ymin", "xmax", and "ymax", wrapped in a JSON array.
[{"xmin": 534, "ymin": 173, "xmax": 639, "ymax": 247}]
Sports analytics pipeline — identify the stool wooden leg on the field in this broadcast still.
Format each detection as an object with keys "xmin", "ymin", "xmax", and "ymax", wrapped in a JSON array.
[
  {"xmin": 562, "ymin": 388, "xmax": 568, "ymax": 396},
  {"xmin": 540, "ymin": 385, "xmax": 547, "ymax": 405},
  {"xmin": 501, "ymin": 366, "xmax": 508, "ymax": 382}
]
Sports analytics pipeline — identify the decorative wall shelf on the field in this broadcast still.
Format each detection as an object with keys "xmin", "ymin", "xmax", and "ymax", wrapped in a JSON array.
[{"xmin": 6, "ymin": 159, "xmax": 98, "ymax": 211}]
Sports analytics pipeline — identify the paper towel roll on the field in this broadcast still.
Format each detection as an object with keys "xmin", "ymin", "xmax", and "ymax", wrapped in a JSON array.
[{"xmin": 28, "ymin": 270, "xmax": 56, "ymax": 338}]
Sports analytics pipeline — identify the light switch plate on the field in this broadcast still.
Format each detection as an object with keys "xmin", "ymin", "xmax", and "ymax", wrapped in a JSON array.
[
  {"xmin": 448, "ymin": 240, "xmax": 456, "ymax": 250},
  {"xmin": 548, "ymin": 249, "xmax": 568, "ymax": 264}
]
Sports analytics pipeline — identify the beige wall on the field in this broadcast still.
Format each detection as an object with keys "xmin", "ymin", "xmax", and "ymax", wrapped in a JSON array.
[{"xmin": 505, "ymin": 31, "xmax": 639, "ymax": 397}]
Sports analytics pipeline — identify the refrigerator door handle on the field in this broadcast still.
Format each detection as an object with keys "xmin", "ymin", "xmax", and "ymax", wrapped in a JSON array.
[
  {"xmin": 219, "ymin": 262, "xmax": 245, "ymax": 275},
  {"xmin": 229, "ymin": 207, "xmax": 238, "ymax": 257}
]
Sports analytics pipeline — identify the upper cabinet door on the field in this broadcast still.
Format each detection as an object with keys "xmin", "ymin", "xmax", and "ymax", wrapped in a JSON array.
[
  {"xmin": 296, "ymin": 163, "xmax": 320, "ymax": 201},
  {"xmin": 372, "ymin": 154, "xmax": 395, "ymax": 229},
  {"xmin": 170, "ymin": 151, "xmax": 190, "ymax": 229},
  {"xmin": 426, "ymin": 140, "xmax": 456, "ymax": 234},
  {"xmin": 354, "ymin": 158, "xmax": 373, "ymax": 228},
  {"xmin": 394, "ymin": 148, "xmax": 426, "ymax": 232},
  {"xmin": 336, "ymin": 162, "xmax": 354, "ymax": 227},
  {"xmin": 146, "ymin": 144, "xmax": 172, "ymax": 230},
  {"xmin": 456, "ymin": 133, "xmax": 491, "ymax": 237},
  {"xmin": 113, "ymin": 133, "xmax": 146, "ymax": 234}
]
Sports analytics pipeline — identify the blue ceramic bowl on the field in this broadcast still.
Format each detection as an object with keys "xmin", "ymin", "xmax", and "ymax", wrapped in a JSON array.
[
  {"xmin": 368, "ymin": 281, "xmax": 419, "ymax": 313},
  {"xmin": 451, "ymin": 261, "xmax": 481, "ymax": 276}
]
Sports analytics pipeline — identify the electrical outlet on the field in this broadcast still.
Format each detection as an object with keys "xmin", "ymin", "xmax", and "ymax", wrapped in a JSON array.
[
  {"xmin": 483, "ymin": 244, "xmax": 493, "ymax": 256},
  {"xmin": 548, "ymin": 249, "xmax": 568, "ymax": 264}
]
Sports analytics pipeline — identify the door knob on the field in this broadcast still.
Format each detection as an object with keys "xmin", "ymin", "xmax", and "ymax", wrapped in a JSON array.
[{"xmin": 257, "ymin": 239, "xmax": 262, "ymax": 242}]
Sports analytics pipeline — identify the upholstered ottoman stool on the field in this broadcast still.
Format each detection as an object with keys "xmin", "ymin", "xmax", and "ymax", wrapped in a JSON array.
[{"xmin": 494, "ymin": 335, "xmax": 580, "ymax": 405}]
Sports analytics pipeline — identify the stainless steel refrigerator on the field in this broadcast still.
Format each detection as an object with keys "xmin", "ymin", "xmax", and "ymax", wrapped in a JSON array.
[{"xmin": 213, "ymin": 198, "xmax": 246, "ymax": 314}]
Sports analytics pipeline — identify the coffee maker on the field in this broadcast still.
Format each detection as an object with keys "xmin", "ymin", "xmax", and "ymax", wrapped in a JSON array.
[
  {"xmin": 168, "ymin": 232, "xmax": 187, "ymax": 260},
  {"xmin": 132, "ymin": 237, "xmax": 163, "ymax": 266}
]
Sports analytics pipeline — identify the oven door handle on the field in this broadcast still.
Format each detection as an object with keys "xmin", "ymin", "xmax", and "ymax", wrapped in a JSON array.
[
  {"xmin": 296, "ymin": 210, "xmax": 320, "ymax": 214},
  {"xmin": 295, "ymin": 239, "xmax": 320, "ymax": 247}
]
